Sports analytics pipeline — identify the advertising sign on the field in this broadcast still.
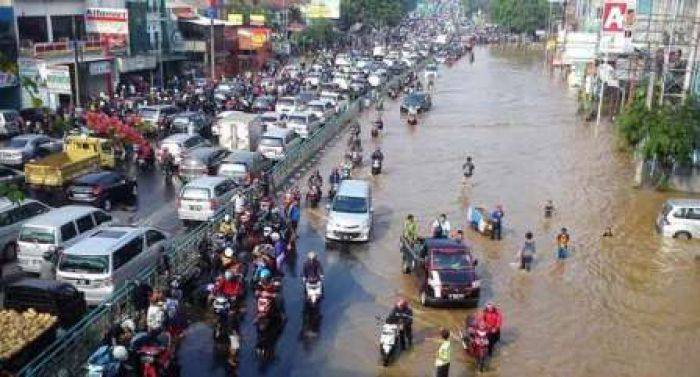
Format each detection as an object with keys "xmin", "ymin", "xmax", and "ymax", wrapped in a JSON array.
[
  {"xmin": 237, "ymin": 28, "xmax": 270, "ymax": 51},
  {"xmin": 249, "ymin": 14, "xmax": 265, "ymax": 26},
  {"xmin": 86, "ymin": 8, "xmax": 129, "ymax": 50},
  {"xmin": 45, "ymin": 66, "xmax": 72, "ymax": 94},
  {"xmin": 599, "ymin": 0, "xmax": 630, "ymax": 54},
  {"xmin": 228, "ymin": 13, "xmax": 243, "ymax": 26},
  {"xmin": 301, "ymin": 0, "xmax": 340, "ymax": 19}
]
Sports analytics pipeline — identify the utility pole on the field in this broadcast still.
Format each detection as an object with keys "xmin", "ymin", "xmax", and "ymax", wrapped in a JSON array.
[
  {"xmin": 682, "ymin": 0, "xmax": 700, "ymax": 100},
  {"xmin": 156, "ymin": 0, "xmax": 164, "ymax": 89},
  {"xmin": 210, "ymin": 8, "xmax": 216, "ymax": 82},
  {"xmin": 71, "ymin": 20, "xmax": 81, "ymax": 109}
]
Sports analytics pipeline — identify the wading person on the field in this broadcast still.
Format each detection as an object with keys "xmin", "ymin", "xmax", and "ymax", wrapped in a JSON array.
[
  {"xmin": 435, "ymin": 328, "xmax": 452, "ymax": 377},
  {"xmin": 556, "ymin": 228, "xmax": 570, "ymax": 259},
  {"xmin": 519, "ymin": 232, "xmax": 536, "ymax": 271}
]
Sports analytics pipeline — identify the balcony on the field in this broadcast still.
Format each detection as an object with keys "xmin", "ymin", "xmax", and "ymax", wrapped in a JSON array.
[{"xmin": 19, "ymin": 38, "xmax": 121, "ymax": 61}]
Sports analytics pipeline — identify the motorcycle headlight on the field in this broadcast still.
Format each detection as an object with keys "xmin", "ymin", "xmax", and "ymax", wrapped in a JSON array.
[{"xmin": 472, "ymin": 280, "xmax": 481, "ymax": 288}]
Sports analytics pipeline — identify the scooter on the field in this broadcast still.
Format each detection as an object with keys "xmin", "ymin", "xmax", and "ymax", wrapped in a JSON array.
[
  {"xmin": 304, "ymin": 279, "xmax": 323, "ymax": 308},
  {"xmin": 138, "ymin": 343, "xmax": 177, "ymax": 377},
  {"xmin": 212, "ymin": 296, "xmax": 241, "ymax": 369},
  {"xmin": 378, "ymin": 319, "xmax": 401, "ymax": 366},
  {"xmin": 371, "ymin": 158, "xmax": 382, "ymax": 175},
  {"xmin": 328, "ymin": 182, "xmax": 339, "ymax": 200},
  {"xmin": 306, "ymin": 186, "xmax": 321, "ymax": 208},
  {"xmin": 351, "ymin": 151, "xmax": 362, "ymax": 167}
]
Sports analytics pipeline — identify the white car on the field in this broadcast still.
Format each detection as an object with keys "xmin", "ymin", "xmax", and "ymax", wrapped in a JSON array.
[
  {"xmin": 177, "ymin": 176, "xmax": 236, "ymax": 224},
  {"xmin": 656, "ymin": 199, "xmax": 700, "ymax": 240},
  {"xmin": 325, "ymin": 180, "xmax": 372, "ymax": 242},
  {"xmin": 286, "ymin": 111, "xmax": 322, "ymax": 139},
  {"xmin": 275, "ymin": 96, "xmax": 300, "ymax": 115}
]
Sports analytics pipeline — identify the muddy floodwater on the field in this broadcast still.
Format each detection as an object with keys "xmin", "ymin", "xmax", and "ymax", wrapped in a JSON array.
[{"xmin": 179, "ymin": 46, "xmax": 700, "ymax": 377}]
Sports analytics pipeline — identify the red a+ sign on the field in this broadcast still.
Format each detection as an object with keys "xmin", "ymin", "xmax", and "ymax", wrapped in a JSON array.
[{"xmin": 603, "ymin": 2, "xmax": 627, "ymax": 32}]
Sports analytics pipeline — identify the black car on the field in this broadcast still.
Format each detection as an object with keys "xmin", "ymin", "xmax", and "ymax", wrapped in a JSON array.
[
  {"xmin": 0, "ymin": 166, "xmax": 25, "ymax": 187},
  {"xmin": 66, "ymin": 171, "xmax": 137, "ymax": 211},
  {"xmin": 400, "ymin": 92, "xmax": 432, "ymax": 113},
  {"xmin": 178, "ymin": 146, "xmax": 230, "ymax": 183}
]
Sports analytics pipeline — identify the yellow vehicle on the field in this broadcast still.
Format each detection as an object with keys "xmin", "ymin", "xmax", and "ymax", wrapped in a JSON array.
[{"xmin": 24, "ymin": 136, "xmax": 115, "ymax": 188}]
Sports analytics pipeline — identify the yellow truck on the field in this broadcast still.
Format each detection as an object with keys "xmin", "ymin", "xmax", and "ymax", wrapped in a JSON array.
[{"xmin": 24, "ymin": 136, "xmax": 115, "ymax": 188}]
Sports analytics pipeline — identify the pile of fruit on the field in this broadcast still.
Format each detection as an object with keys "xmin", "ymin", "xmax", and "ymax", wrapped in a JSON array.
[{"xmin": 0, "ymin": 309, "xmax": 57, "ymax": 360}]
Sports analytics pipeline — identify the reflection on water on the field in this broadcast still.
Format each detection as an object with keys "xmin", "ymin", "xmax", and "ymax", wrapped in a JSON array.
[{"xmin": 181, "ymin": 46, "xmax": 700, "ymax": 377}]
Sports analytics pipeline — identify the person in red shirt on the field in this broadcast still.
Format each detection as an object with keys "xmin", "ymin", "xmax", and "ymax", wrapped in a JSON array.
[
  {"xmin": 482, "ymin": 302, "xmax": 503, "ymax": 356},
  {"xmin": 213, "ymin": 270, "xmax": 244, "ymax": 301}
]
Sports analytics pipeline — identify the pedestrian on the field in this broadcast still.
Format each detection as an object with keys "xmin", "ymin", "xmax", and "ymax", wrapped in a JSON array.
[
  {"xmin": 602, "ymin": 227, "xmax": 614, "ymax": 237},
  {"xmin": 519, "ymin": 232, "xmax": 536, "ymax": 271},
  {"xmin": 544, "ymin": 199, "xmax": 555, "ymax": 218},
  {"xmin": 556, "ymin": 227, "xmax": 570, "ymax": 259},
  {"xmin": 462, "ymin": 156, "xmax": 475, "ymax": 181},
  {"xmin": 435, "ymin": 328, "xmax": 452, "ymax": 377},
  {"xmin": 490, "ymin": 205, "xmax": 505, "ymax": 240},
  {"xmin": 431, "ymin": 214, "xmax": 451, "ymax": 238}
]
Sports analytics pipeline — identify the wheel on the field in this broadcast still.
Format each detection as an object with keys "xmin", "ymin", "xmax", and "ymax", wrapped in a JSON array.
[
  {"xmin": 102, "ymin": 198, "xmax": 112, "ymax": 211},
  {"xmin": 3, "ymin": 242, "xmax": 17, "ymax": 262},
  {"xmin": 419, "ymin": 289, "xmax": 430, "ymax": 307},
  {"xmin": 674, "ymin": 231, "xmax": 692, "ymax": 240}
]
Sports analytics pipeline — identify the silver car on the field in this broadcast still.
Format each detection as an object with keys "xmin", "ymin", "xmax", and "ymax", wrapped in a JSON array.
[
  {"xmin": 0, "ymin": 134, "xmax": 62, "ymax": 166},
  {"xmin": 0, "ymin": 198, "xmax": 51, "ymax": 263}
]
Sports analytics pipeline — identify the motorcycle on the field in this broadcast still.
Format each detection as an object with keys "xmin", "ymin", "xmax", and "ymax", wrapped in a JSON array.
[
  {"xmin": 86, "ymin": 345, "xmax": 127, "ymax": 377},
  {"xmin": 340, "ymin": 164, "xmax": 352, "ymax": 180},
  {"xmin": 306, "ymin": 185, "xmax": 321, "ymax": 208},
  {"xmin": 212, "ymin": 296, "xmax": 241, "ymax": 369},
  {"xmin": 351, "ymin": 151, "xmax": 362, "ymax": 167},
  {"xmin": 460, "ymin": 328, "xmax": 490, "ymax": 372},
  {"xmin": 255, "ymin": 293, "xmax": 285, "ymax": 360},
  {"xmin": 378, "ymin": 319, "xmax": 401, "ymax": 366},
  {"xmin": 371, "ymin": 158, "xmax": 382, "ymax": 175},
  {"xmin": 328, "ymin": 182, "xmax": 339, "ymax": 200},
  {"xmin": 304, "ymin": 279, "xmax": 323, "ymax": 309},
  {"xmin": 138, "ymin": 343, "xmax": 177, "ymax": 377}
]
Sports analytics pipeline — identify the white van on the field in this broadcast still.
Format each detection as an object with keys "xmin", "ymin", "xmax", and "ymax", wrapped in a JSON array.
[
  {"xmin": 257, "ymin": 128, "xmax": 301, "ymax": 161},
  {"xmin": 56, "ymin": 226, "xmax": 169, "ymax": 305},
  {"xmin": 177, "ymin": 176, "xmax": 236, "ymax": 224},
  {"xmin": 215, "ymin": 111, "xmax": 263, "ymax": 151},
  {"xmin": 656, "ymin": 199, "xmax": 700, "ymax": 240},
  {"xmin": 17, "ymin": 206, "xmax": 113, "ymax": 273},
  {"xmin": 325, "ymin": 180, "xmax": 372, "ymax": 242},
  {"xmin": 275, "ymin": 96, "xmax": 300, "ymax": 115},
  {"xmin": 286, "ymin": 111, "xmax": 322, "ymax": 139}
]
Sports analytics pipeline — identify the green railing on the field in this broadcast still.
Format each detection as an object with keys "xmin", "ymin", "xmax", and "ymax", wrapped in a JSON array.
[{"xmin": 16, "ymin": 62, "xmax": 420, "ymax": 377}]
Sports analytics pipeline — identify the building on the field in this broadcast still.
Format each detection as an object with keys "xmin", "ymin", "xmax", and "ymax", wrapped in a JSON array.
[{"xmin": 0, "ymin": 0, "xmax": 20, "ymax": 109}]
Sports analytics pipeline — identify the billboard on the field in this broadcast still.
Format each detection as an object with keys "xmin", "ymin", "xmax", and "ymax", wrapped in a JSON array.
[
  {"xmin": 45, "ymin": 65, "xmax": 72, "ymax": 94},
  {"xmin": 301, "ymin": 0, "xmax": 340, "ymax": 19},
  {"xmin": 228, "ymin": 13, "xmax": 243, "ymax": 26},
  {"xmin": 249, "ymin": 14, "xmax": 265, "ymax": 26},
  {"xmin": 86, "ymin": 8, "xmax": 129, "ymax": 50},
  {"xmin": 238, "ymin": 28, "xmax": 270, "ymax": 51}
]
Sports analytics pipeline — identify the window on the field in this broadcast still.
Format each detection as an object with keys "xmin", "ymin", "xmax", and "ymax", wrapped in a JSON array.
[
  {"xmin": 674, "ymin": 208, "xmax": 688, "ymax": 218},
  {"xmin": 686, "ymin": 208, "xmax": 700, "ymax": 220},
  {"xmin": 146, "ymin": 230, "xmax": 166, "ymax": 246},
  {"xmin": 8, "ymin": 206, "xmax": 29, "ymax": 223},
  {"xmin": 112, "ymin": 236, "xmax": 144, "ymax": 270},
  {"xmin": 60, "ymin": 222, "xmax": 78, "ymax": 242},
  {"xmin": 94, "ymin": 211, "xmax": 112, "ymax": 225},
  {"xmin": 102, "ymin": 174, "xmax": 121, "ymax": 186},
  {"xmin": 183, "ymin": 138, "xmax": 198, "ymax": 148},
  {"xmin": 24, "ymin": 202, "xmax": 49, "ymax": 217},
  {"xmin": 76, "ymin": 215, "xmax": 95, "ymax": 233},
  {"xmin": 19, "ymin": 226, "xmax": 55, "ymax": 244}
]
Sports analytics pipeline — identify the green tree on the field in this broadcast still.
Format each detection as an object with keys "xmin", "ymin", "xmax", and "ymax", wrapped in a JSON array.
[{"xmin": 490, "ymin": 0, "xmax": 549, "ymax": 33}]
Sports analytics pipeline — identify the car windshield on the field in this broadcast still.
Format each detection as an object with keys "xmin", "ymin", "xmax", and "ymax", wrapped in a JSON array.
[
  {"xmin": 140, "ymin": 109, "xmax": 158, "ymax": 118},
  {"xmin": 19, "ymin": 226, "xmax": 56, "ymax": 244},
  {"xmin": 219, "ymin": 163, "xmax": 247, "ymax": 177},
  {"xmin": 332, "ymin": 195, "xmax": 367, "ymax": 214},
  {"xmin": 278, "ymin": 98, "xmax": 295, "ymax": 106},
  {"xmin": 181, "ymin": 187, "xmax": 210, "ymax": 200},
  {"xmin": 288, "ymin": 115, "xmax": 307, "ymax": 123},
  {"xmin": 59, "ymin": 254, "xmax": 109, "ymax": 274},
  {"xmin": 259, "ymin": 137, "xmax": 283, "ymax": 147},
  {"xmin": 9, "ymin": 139, "xmax": 28, "ymax": 148},
  {"xmin": 261, "ymin": 115, "xmax": 278, "ymax": 122},
  {"xmin": 404, "ymin": 94, "xmax": 424, "ymax": 105},
  {"xmin": 172, "ymin": 117, "xmax": 190, "ymax": 125},
  {"xmin": 432, "ymin": 251, "xmax": 472, "ymax": 270}
]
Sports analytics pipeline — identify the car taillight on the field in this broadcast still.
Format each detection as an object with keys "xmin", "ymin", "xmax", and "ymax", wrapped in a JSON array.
[
  {"xmin": 210, "ymin": 199, "xmax": 219, "ymax": 210},
  {"xmin": 92, "ymin": 186, "xmax": 103, "ymax": 196}
]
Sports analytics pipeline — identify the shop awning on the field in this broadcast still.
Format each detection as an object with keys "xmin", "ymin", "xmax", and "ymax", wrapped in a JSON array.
[{"xmin": 183, "ymin": 17, "xmax": 236, "ymax": 26}]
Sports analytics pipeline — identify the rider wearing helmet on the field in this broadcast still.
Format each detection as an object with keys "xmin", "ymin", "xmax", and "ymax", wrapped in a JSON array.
[
  {"xmin": 302, "ymin": 251, "xmax": 324, "ymax": 283},
  {"xmin": 213, "ymin": 270, "xmax": 244, "ymax": 300},
  {"xmin": 371, "ymin": 147, "xmax": 384, "ymax": 162},
  {"xmin": 387, "ymin": 298, "xmax": 413, "ymax": 349},
  {"xmin": 220, "ymin": 247, "xmax": 235, "ymax": 270},
  {"xmin": 482, "ymin": 302, "xmax": 503, "ymax": 356},
  {"xmin": 218, "ymin": 214, "xmax": 236, "ymax": 237}
]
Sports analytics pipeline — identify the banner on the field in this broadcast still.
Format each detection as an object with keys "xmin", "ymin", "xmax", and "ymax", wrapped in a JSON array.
[
  {"xmin": 45, "ymin": 66, "xmax": 72, "ymax": 95},
  {"xmin": 249, "ymin": 14, "xmax": 265, "ymax": 26},
  {"xmin": 227, "ymin": 13, "xmax": 243, "ymax": 26},
  {"xmin": 301, "ymin": 0, "xmax": 340, "ymax": 19},
  {"xmin": 238, "ymin": 28, "xmax": 270, "ymax": 51},
  {"xmin": 86, "ymin": 8, "xmax": 129, "ymax": 50}
]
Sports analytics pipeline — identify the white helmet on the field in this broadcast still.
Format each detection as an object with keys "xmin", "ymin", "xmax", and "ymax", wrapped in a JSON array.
[
  {"xmin": 224, "ymin": 214, "xmax": 231, "ymax": 222},
  {"xmin": 112, "ymin": 345, "xmax": 129, "ymax": 361},
  {"xmin": 307, "ymin": 251, "xmax": 317, "ymax": 260},
  {"xmin": 120, "ymin": 319, "xmax": 135, "ymax": 333},
  {"xmin": 213, "ymin": 296, "xmax": 229, "ymax": 311},
  {"xmin": 224, "ymin": 248, "xmax": 234, "ymax": 258},
  {"xmin": 271, "ymin": 232, "xmax": 280, "ymax": 241},
  {"xmin": 224, "ymin": 270, "xmax": 233, "ymax": 280},
  {"xmin": 263, "ymin": 226, "xmax": 272, "ymax": 236}
]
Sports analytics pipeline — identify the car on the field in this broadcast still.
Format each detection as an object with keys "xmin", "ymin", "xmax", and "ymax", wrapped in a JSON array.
[
  {"xmin": 177, "ymin": 146, "xmax": 230, "ymax": 183},
  {"xmin": 0, "ymin": 109, "xmax": 21, "ymax": 137},
  {"xmin": 275, "ymin": 96, "xmax": 301, "ymax": 115},
  {"xmin": 286, "ymin": 111, "xmax": 322, "ymax": 139},
  {"xmin": 251, "ymin": 95, "xmax": 276, "ymax": 113},
  {"xmin": 177, "ymin": 176, "xmax": 236, "ymax": 224},
  {"xmin": 170, "ymin": 111, "xmax": 212, "ymax": 136},
  {"xmin": 0, "ymin": 198, "xmax": 51, "ymax": 264},
  {"xmin": 400, "ymin": 237, "xmax": 480, "ymax": 307},
  {"xmin": 259, "ymin": 112, "xmax": 285, "ymax": 130},
  {"xmin": 257, "ymin": 128, "xmax": 301, "ymax": 161},
  {"xmin": 325, "ymin": 180, "xmax": 372, "ymax": 242},
  {"xmin": 307, "ymin": 100, "xmax": 335, "ymax": 122},
  {"xmin": 138, "ymin": 105, "xmax": 178, "ymax": 129},
  {"xmin": 157, "ymin": 133, "xmax": 211, "ymax": 166},
  {"xmin": 0, "ymin": 165, "xmax": 25, "ymax": 187},
  {"xmin": 0, "ymin": 134, "xmax": 62, "ymax": 166},
  {"xmin": 217, "ymin": 150, "xmax": 272, "ymax": 185},
  {"xmin": 656, "ymin": 199, "xmax": 700, "ymax": 240},
  {"xmin": 66, "ymin": 171, "xmax": 137, "ymax": 211},
  {"xmin": 400, "ymin": 92, "xmax": 433, "ymax": 113}
]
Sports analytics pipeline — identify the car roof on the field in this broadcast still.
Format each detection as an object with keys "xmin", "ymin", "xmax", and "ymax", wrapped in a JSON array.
[
  {"xmin": 288, "ymin": 111, "xmax": 312, "ymax": 117},
  {"xmin": 424, "ymin": 237, "xmax": 469, "ymax": 251},
  {"xmin": 141, "ymin": 104, "xmax": 176, "ymax": 110},
  {"xmin": 73, "ymin": 171, "xmax": 118, "ymax": 184},
  {"xmin": 666, "ymin": 199, "xmax": 700, "ymax": 207},
  {"xmin": 263, "ymin": 127, "xmax": 295, "ymax": 138},
  {"xmin": 63, "ymin": 226, "xmax": 154, "ymax": 256},
  {"xmin": 0, "ymin": 198, "xmax": 42, "ymax": 212},
  {"xmin": 13, "ymin": 134, "xmax": 48, "ymax": 141},
  {"xmin": 184, "ymin": 175, "xmax": 230, "ymax": 188},
  {"xmin": 161, "ymin": 133, "xmax": 198, "ymax": 143},
  {"xmin": 337, "ymin": 180, "xmax": 369, "ymax": 197},
  {"xmin": 223, "ymin": 150, "xmax": 260, "ymax": 163},
  {"xmin": 186, "ymin": 146, "xmax": 224, "ymax": 158},
  {"xmin": 23, "ymin": 205, "xmax": 99, "ymax": 227}
]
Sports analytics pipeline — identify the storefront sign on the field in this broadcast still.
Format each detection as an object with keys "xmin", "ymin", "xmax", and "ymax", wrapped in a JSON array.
[
  {"xmin": 86, "ymin": 8, "xmax": 129, "ymax": 50},
  {"xmin": 301, "ymin": 0, "xmax": 340, "ymax": 19},
  {"xmin": 117, "ymin": 56, "xmax": 156, "ymax": 73},
  {"xmin": 249, "ymin": 14, "xmax": 265, "ymax": 26},
  {"xmin": 45, "ymin": 66, "xmax": 72, "ymax": 94},
  {"xmin": 227, "ymin": 13, "xmax": 243, "ymax": 26},
  {"xmin": 599, "ymin": 0, "xmax": 631, "ymax": 54},
  {"xmin": 89, "ymin": 61, "xmax": 112, "ymax": 75},
  {"xmin": 237, "ymin": 28, "xmax": 270, "ymax": 51}
]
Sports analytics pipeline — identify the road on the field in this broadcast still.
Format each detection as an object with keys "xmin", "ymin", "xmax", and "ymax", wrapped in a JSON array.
[{"xmin": 6, "ymin": 45, "xmax": 700, "ymax": 377}]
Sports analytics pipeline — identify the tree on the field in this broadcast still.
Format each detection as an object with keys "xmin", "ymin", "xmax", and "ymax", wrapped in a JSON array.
[{"xmin": 489, "ymin": 0, "xmax": 549, "ymax": 33}]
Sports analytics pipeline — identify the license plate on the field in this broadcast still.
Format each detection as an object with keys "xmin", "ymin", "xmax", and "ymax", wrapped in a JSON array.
[
  {"xmin": 189, "ymin": 205, "xmax": 202, "ymax": 211},
  {"xmin": 73, "ymin": 193, "xmax": 90, "ymax": 199},
  {"xmin": 449, "ymin": 294, "xmax": 465, "ymax": 300},
  {"xmin": 342, "ymin": 235, "xmax": 351, "ymax": 240},
  {"xmin": 78, "ymin": 279, "xmax": 90, "ymax": 286},
  {"xmin": 33, "ymin": 259, "xmax": 42, "ymax": 265}
]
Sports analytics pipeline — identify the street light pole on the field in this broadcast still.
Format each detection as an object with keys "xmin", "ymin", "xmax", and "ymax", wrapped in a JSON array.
[
  {"xmin": 71, "ymin": 20, "xmax": 81, "ymax": 109},
  {"xmin": 210, "ymin": 5, "xmax": 216, "ymax": 82}
]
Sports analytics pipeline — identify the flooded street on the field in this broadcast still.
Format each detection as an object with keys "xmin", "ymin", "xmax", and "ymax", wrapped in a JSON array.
[{"xmin": 181, "ymin": 46, "xmax": 700, "ymax": 377}]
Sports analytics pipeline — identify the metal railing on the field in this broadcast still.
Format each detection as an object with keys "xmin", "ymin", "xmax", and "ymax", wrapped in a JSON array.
[{"xmin": 16, "ymin": 62, "xmax": 420, "ymax": 377}]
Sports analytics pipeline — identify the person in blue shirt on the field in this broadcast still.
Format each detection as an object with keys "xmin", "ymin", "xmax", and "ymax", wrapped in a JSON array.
[
  {"xmin": 287, "ymin": 200, "xmax": 301, "ymax": 233},
  {"xmin": 490, "ymin": 205, "xmax": 505, "ymax": 240}
]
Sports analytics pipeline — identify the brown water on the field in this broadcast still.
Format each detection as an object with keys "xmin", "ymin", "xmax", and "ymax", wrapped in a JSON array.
[
  {"xmin": 180, "ymin": 46, "xmax": 700, "ymax": 377},
  {"xmin": 299, "ymin": 46, "xmax": 700, "ymax": 377}
]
